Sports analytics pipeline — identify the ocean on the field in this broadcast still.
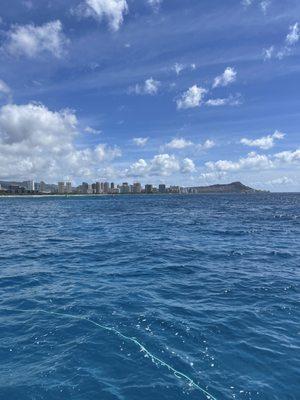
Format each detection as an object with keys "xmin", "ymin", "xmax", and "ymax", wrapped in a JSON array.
[{"xmin": 0, "ymin": 194, "xmax": 299, "ymax": 400}]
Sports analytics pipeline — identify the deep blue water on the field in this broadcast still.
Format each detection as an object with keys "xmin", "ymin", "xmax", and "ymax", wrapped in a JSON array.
[{"xmin": 0, "ymin": 194, "xmax": 299, "ymax": 400}]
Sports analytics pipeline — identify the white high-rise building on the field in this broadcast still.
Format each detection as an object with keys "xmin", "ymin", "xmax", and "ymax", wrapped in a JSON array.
[
  {"xmin": 66, "ymin": 182, "xmax": 72, "ymax": 194},
  {"xmin": 39, "ymin": 181, "xmax": 46, "ymax": 193},
  {"xmin": 58, "ymin": 182, "xmax": 65, "ymax": 194},
  {"xmin": 24, "ymin": 180, "xmax": 35, "ymax": 191}
]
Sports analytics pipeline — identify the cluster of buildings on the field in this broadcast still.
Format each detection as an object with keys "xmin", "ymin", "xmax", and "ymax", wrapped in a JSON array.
[
  {"xmin": 0, "ymin": 180, "xmax": 182, "ymax": 195},
  {"xmin": 56, "ymin": 181, "xmax": 182, "ymax": 195}
]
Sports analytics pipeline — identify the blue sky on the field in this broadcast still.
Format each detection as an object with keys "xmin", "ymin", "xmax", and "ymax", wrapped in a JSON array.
[{"xmin": 0, "ymin": 0, "xmax": 299, "ymax": 190}]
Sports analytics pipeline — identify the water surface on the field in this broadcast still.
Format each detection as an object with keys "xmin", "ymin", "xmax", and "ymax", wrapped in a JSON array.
[{"xmin": 0, "ymin": 194, "xmax": 299, "ymax": 400}]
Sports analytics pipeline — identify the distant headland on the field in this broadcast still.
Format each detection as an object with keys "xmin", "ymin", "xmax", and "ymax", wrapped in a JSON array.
[{"xmin": 0, "ymin": 179, "xmax": 266, "ymax": 196}]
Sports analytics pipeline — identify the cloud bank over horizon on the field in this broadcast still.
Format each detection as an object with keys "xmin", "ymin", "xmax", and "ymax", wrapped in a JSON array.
[{"xmin": 0, "ymin": 0, "xmax": 299, "ymax": 190}]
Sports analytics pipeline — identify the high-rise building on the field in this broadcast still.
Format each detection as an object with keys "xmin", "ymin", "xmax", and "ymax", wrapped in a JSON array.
[
  {"xmin": 39, "ymin": 181, "xmax": 46, "ymax": 193},
  {"xmin": 169, "ymin": 186, "xmax": 180, "ymax": 193},
  {"xmin": 120, "ymin": 182, "xmax": 130, "ymax": 194},
  {"xmin": 95, "ymin": 182, "xmax": 101, "ymax": 194},
  {"xmin": 132, "ymin": 182, "xmax": 142, "ymax": 194},
  {"xmin": 159, "ymin": 184, "xmax": 166, "ymax": 193},
  {"xmin": 66, "ymin": 182, "xmax": 72, "ymax": 194},
  {"xmin": 81, "ymin": 182, "xmax": 89, "ymax": 194},
  {"xmin": 58, "ymin": 182, "xmax": 65, "ymax": 194},
  {"xmin": 104, "ymin": 182, "xmax": 110, "ymax": 194},
  {"xmin": 111, "ymin": 182, "xmax": 115, "ymax": 190},
  {"xmin": 145, "ymin": 184, "xmax": 153, "ymax": 194},
  {"xmin": 23, "ymin": 180, "xmax": 35, "ymax": 192}
]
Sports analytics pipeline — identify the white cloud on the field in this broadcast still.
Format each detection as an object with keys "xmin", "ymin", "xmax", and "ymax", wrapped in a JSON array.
[
  {"xmin": 94, "ymin": 143, "xmax": 121, "ymax": 161},
  {"xmin": 242, "ymin": 0, "xmax": 271, "ymax": 12},
  {"xmin": 0, "ymin": 79, "xmax": 11, "ymax": 96},
  {"xmin": 240, "ymin": 130, "xmax": 285, "ymax": 150},
  {"xmin": 177, "ymin": 85, "xmax": 207, "ymax": 109},
  {"xmin": 266, "ymin": 23, "xmax": 300, "ymax": 60},
  {"xmin": 199, "ymin": 139, "xmax": 216, "ymax": 150},
  {"xmin": 206, "ymin": 152, "xmax": 274, "ymax": 172},
  {"xmin": 127, "ymin": 158, "xmax": 148, "ymax": 176},
  {"xmin": 213, "ymin": 67, "xmax": 237, "ymax": 88},
  {"xmin": 172, "ymin": 63, "xmax": 197, "ymax": 75},
  {"xmin": 133, "ymin": 137, "xmax": 149, "ymax": 147},
  {"xmin": 260, "ymin": 0, "xmax": 271, "ymax": 13},
  {"xmin": 132, "ymin": 78, "xmax": 160, "ymax": 95},
  {"xmin": 200, "ymin": 171, "xmax": 227, "ymax": 181},
  {"xmin": 173, "ymin": 63, "xmax": 184, "ymax": 75},
  {"xmin": 182, "ymin": 158, "xmax": 196, "ymax": 173},
  {"xmin": 286, "ymin": 23, "xmax": 300, "ymax": 45},
  {"xmin": 274, "ymin": 149, "xmax": 300, "ymax": 163},
  {"xmin": 76, "ymin": 0, "xmax": 128, "ymax": 31},
  {"xmin": 85, "ymin": 126, "xmax": 102, "ymax": 134},
  {"xmin": 148, "ymin": 0, "xmax": 162, "ymax": 10},
  {"xmin": 267, "ymin": 176, "xmax": 293, "ymax": 185},
  {"xmin": 166, "ymin": 137, "xmax": 193, "ymax": 149},
  {"xmin": 5, "ymin": 20, "xmax": 68, "ymax": 58},
  {"xmin": 125, "ymin": 153, "xmax": 196, "ymax": 177},
  {"xmin": 263, "ymin": 46, "xmax": 274, "ymax": 60},
  {"xmin": 206, "ymin": 94, "xmax": 242, "ymax": 107},
  {"xmin": 0, "ymin": 102, "xmax": 121, "ymax": 181}
]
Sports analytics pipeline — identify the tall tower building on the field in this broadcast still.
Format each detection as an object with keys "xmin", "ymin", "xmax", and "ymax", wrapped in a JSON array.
[
  {"xmin": 24, "ymin": 180, "xmax": 35, "ymax": 192},
  {"xmin": 159, "ymin": 184, "xmax": 166, "ymax": 194},
  {"xmin": 104, "ymin": 182, "xmax": 110, "ymax": 194},
  {"xmin": 39, "ymin": 181, "xmax": 46, "ymax": 193},
  {"xmin": 132, "ymin": 182, "xmax": 142, "ymax": 194},
  {"xmin": 145, "ymin": 184, "xmax": 153, "ymax": 194},
  {"xmin": 95, "ymin": 182, "xmax": 101, "ymax": 194},
  {"xmin": 81, "ymin": 182, "xmax": 89, "ymax": 194},
  {"xmin": 58, "ymin": 182, "xmax": 65, "ymax": 194},
  {"xmin": 66, "ymin": 182, "xmax": 72, "ymax": 194}
]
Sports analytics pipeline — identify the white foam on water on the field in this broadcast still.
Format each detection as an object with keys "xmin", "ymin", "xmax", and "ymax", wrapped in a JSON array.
[{"xmin": 4, "ymin": 308, "xmax": 218, "ymax": 400}]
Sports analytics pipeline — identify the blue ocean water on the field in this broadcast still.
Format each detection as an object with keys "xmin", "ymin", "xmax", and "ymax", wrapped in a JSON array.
[{"xmin": 0, "ymin": 194, "xmax": 299, "ymax": 400}]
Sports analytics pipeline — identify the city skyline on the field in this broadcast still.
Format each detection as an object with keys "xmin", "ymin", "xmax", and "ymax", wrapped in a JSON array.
[{"xmin": 0, "ymin": 1, "xmax": 299, "ymax": 191}]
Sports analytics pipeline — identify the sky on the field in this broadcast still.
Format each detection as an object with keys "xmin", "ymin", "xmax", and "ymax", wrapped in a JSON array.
[{"xmin": 0, "ymin": 0, "xmax": 299, "ymax": 191}]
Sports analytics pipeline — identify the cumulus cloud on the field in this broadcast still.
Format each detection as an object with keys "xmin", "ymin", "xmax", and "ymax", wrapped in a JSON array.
[
  {"xmin": 274, "ymin": 149, "xmax": 300, "ymax": 163},
  {"xmin": 205, "ymin": 146, "xmax": 300, "ymax": 178},
  {"xmin": 213, "ymin": 67, "xmax": 237, "ymax": 88},
  {"xmin": 165, "ymin": 137, "xmax": 215, "ymax": 151},
  {"xmin": 206, "ymin": 152, "xmax": 274, "ymax": 172},
  {"xmin": 0, "ymin": 102, "xmax": 121, "ymax": 181},
  {"xmin": 132, "ymin": 78, "xmax": 160, "ymax": 95},
  {"xmin": 5, "ymin": 20, "xmax": 68, "ymax": 58},
  {"xmin": 200, "ymin": 171, "xmax": 227, "ymax": 181},
  {"xmin": 133, "ymin": 137, "xmax": 149, "ymax": 147},
  {"xmin": 166, "ymin": 138, "xmax": 193, "ymax": 149},
  {"xmin": 199, "ymin": 139, "xmax": 216, "ymax": 150},
  {"xmin": 240, "ymin": 130, "xmax": 285, "ymax": 150},
  {"xmin": 182, "ymin": 158, "xmax": 196, "ymax": 173},
  {"xmin": 177, "ymin": 85, "xmax": 207, "ymax": 109},
  {"xmin": 125, "ymin": 153, "xmax": 196, "ymax": 177},
  {"xmin": 267, "ymin": 176, "xmax": 293, "ymax": 185},
  {"xmin": 75, "ymin": 0, "xmax": 128, "ymax": 31}
]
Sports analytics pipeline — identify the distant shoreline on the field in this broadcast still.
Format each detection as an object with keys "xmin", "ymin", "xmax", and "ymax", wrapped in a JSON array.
[{"xmin": 0, "ymin": 192, "xmax": 282, "ymax": 198}]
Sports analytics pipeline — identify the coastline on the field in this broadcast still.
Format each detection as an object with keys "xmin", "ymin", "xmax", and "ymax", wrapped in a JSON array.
[{"xmin": 0, "ymin": 192, "xmax": 277, "ymax": 198}]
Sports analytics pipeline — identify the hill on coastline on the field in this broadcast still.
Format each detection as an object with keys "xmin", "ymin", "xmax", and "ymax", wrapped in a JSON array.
[{"xmin": 186, "ymin": 181, "xmax": 261, "ymax": 193}]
